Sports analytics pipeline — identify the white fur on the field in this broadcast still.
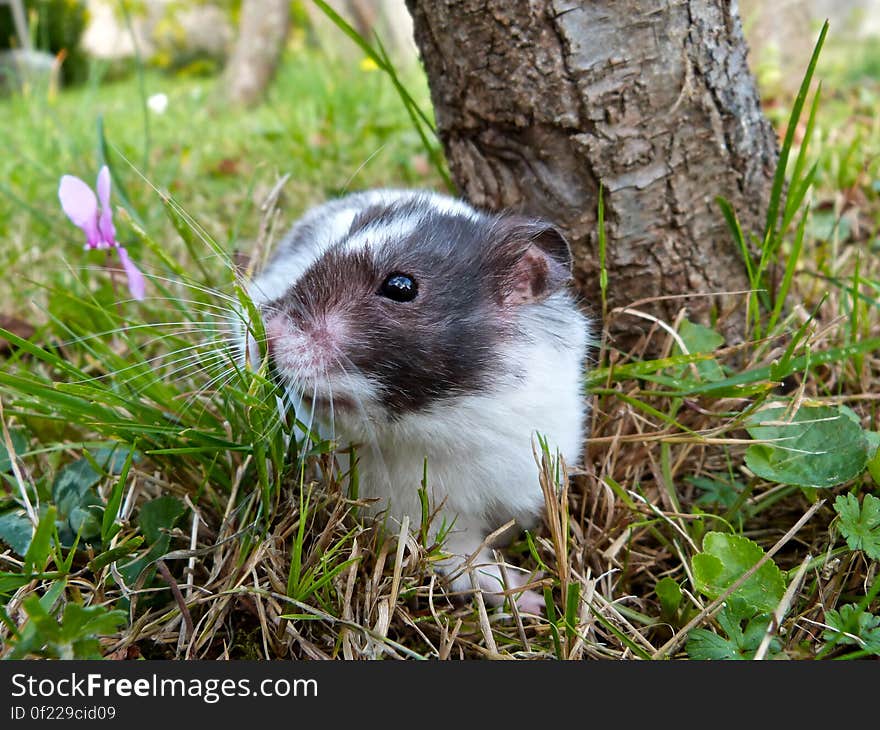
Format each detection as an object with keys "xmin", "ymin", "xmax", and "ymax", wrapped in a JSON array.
[
  {"xmin": 244, "ymin": 190, "xmax": 591, "ymax": 612},
  {"xmin": 343, "ymin": 214, "xmax": 420, "ymax": 253},
  {"xmin": 336, "ymin": 294, "xmax": 589, "ymax": 607}
]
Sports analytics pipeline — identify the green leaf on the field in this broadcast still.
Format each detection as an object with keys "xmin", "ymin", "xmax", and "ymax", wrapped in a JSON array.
[
  {"xmin": 692, "ymin": 532, "xmax": 785, "ymax": 613},
  {"xmin": 692, "ymin": 553, "xmax": 724, "ymax": 589},
  {"xmin": 51, "ymin": 458, "xmax": 103, "ymax": 545},
  {"xmin": 834, "ymin": 493, "xmax": 880, "ymax": 560},
  {"xmin": 866, "ymin": 433, "xmax": 880, "ymax": 486},
  {"xmin": 0, "ymin": 508, "xmax": 33, "ymax": 555},
  {"xmin": 52, "ymin": 459, "xmax": 101, "ymax": 514},
  {"xmin": 49, "ymin": 446, "xmax": 140, "ymax": 548},
  {"xmin": 0, "ymin": 429, "xmax": 28, "ymax": 472},
  {"xmin": 0, "ymin": 571, "xmax": 31, "ymax": 597},
  {"xmin": 118, "ymin": 496, "xmax": 186, "ymax": 587},
  {"xmin": 686, "ymin": 628, "xmax": 740, "ymax": 660},
  {"xmin": 679, "ymin": 319, "xmax": 724, "ymax": 352},
  {"xmin": 674, "ymin": 320, "xmax": 725, "ymax": 382},
  {"xmin": 690, "ymin": 475, "xmax": 744, "ymax": 511},
  {"xmin": 138, "ymin": 495, "xmax": 186, "ymax": 543},
  {"xmin": 745, "ymin": 405, "xmax": 870, "ymax": 488},
  {"xmin": 101, "ymin": 444, "xmax": 137, "ymax": 545},
  {"xmin": 656, "ymin": 577, "xmax": 682, "ymax": 617},
  {"xmin": 24, "ymin": 506, "xmax": 57, "ymax": 573},
  {"xmin": 5, "ymin": 580, "xmax": 68, "ymax": 658},
  {"xmin": 88, "ymin": 536, "xmax": 144, "ymax": 573},
  {"xmin": 863, "ymin": 431, "xmax": 880, "ymax": 454},
  {"xmin": 88, "ymin": 445, "xmax": 141, "ymax": 475},
  {"xmin": 7, "ymin": 595, "xmax": 126, "ymax": 659},
  {"xmin": 686, "ymin": 608, "xmax": 781, "ymax": 660},
  {"xmin": 742, "ymin": 614, "xmax": 775, "ymax": 650},
  {"xmin": 822, "ymin": 604, "xmax": 880, "ymax": 653},
  {"xmin": 59, "ymin": 603, "xmax": 127, "ymax": 644},
  {"xmin": 67, "ymin": 505, "xmax": 102, "ymax": 543}
]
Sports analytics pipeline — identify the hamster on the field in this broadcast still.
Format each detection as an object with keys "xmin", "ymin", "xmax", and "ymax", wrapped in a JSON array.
[{"xmin": 242, "ymin": 189, "xmax": 591, "ymax": 613}]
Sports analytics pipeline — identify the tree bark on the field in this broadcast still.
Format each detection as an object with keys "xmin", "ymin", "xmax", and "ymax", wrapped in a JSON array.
[
  {"xmin": 224, "ymin": 0, "xmax": 290, "ymax": 107},
  {"xmin": 405, "ymin": 0, "xmax": 778, "ymax": 344}
]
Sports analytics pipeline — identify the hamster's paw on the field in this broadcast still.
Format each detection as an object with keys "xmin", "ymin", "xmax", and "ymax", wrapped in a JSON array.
[
  {"xmin": 443, "ymin": 558, "xmax": 542, "ymax": 614},
  {"xmin": 437, "ymin": 528, "xmax": 544, "ymax": 615},
  {"xmin": 488, "ymin": 566, "xmax": 544, "ymax": 615},
  {"xmin": 475, "ymin": 561, "xmax": 545, "ymax": 616},
  {"xmin": 513, "ymin": 588, "xmax": 545, "ymax": 615}
]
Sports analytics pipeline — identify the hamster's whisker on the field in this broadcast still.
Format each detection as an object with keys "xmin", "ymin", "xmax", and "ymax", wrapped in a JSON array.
[
  {"xmin": 126, "ymin": 353, "xmax": 233, "ymax": 401},
  {"xmin": 340, "ymin": 142, "xmax": 389, "ymax": 195},
  {"xmin": 287, "ymin": 379, "xmax": 319, "ymax": 461},
  {"xmin": 49, "ymin": 326, "xmax": 233, "ymax": 370},
  {"xmin": 53, "ymin": 321, "xmax": 233, "ymax": 348},
  {"xmin": 114, "ymin": 350, "xmax": 231, "ymax": 398},
  {"xmin": 175, "ymin": 351, "xmax": 249, "ymax": 410},
  {"xmin": 135, "ymin": 272, "xmax": 239, "ymax": 306},
  {"xmin": 106, "ymin": 157, "xmax": 227, "ymax": 262},
  {"xmin": 117, "ymin": 331, "xmax": 235, "ymax": 379},
  {"xmin": 71, "ymin": 339, "xmax": 229, "ymax": 385},
  {"xmin": 165, "ymin": 301, "xmax": 246, "ymax": 320},
  {"xmin": 251, "ymin": 396, "xmax": 290, "ymax": 444},
  {"xmin": 256, "ymin": 303, "xmax": 283, "ymax": 321},
  {"xmin": 290, "ymin": 377, "xmax": 317, "ymax": 447},
  {"xmin": 231, "ymin": 354, "xmax": 302, "ymax": 446},
  {"xmin": 134, "ymin": 349, "xmax": 233, "ymax": 394},
  {"xmin": 313, "ymin": 364, "xmax": 336, "ymax": 445},
  {"xmin": 107, "ymin": 326, "xmax": 235, "ymax": 355},
  {"xmin": 63, "ymin": 264, "xmax": 239, "ymax": 306},
  {"xmin": 331, "ymin": 353, "xmax": 395, "ymax": 492},
  {"xmin": 250, "ymin": 382, "xmax": 288, "ymax": 442},
  {"xmin": 325, "ymin": 371, "xmax": 336, "ymax": 444},
  {"xmin": 176, "ymin": 365, "xmax": 242, "ymax": 420},
  {"xmin": 131, "ymin": 296, "xmax": 243, "ymax": 318}
]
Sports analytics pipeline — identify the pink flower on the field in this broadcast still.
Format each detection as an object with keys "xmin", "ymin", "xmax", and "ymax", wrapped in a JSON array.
[{"xmin": 58, "ymin": 166, "xmax": 146, "ymax": 301}]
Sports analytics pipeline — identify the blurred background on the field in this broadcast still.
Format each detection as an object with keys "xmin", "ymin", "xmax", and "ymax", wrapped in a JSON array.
[
  {"xmin": 0, "ymin": 0, "xmax": 877, "ymax": 312},
  {"xmin": 4, "ymin": 1, "xmax": 877, "ymax": 95},
  {"xmin": 0, "ymin": 1, "xmax": 418, "ymax": 89}
]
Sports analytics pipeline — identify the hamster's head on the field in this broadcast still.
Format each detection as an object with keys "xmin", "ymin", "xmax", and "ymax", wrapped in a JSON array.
[{"xmin": 255, "ymin": 199, "xmax": 574, "ymax": 422}]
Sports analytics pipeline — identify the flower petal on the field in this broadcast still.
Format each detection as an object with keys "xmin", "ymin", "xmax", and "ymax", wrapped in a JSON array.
[
  {"xmin": 59, "ymin": 175, "xmax": 100, "ymax": 247},
  {"xmin": 147, "ymin": 93, "xmax": 168, "ymax": 114},
  {"xmin": 96, "ymin": 166, "xmax": 116, "ymax": 246},
  {"xmin": 117, "ymin": 247, "xmax": 146, "ymax": 301},
  {"xmin": 96, "ymin": 166, "xmax": 111, "ymax": 209}
]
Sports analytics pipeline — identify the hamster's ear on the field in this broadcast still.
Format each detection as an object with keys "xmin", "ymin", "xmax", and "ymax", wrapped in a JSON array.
[{"xmin": 498, "ymin": 220, "xmax": 573, "ymax": 306}]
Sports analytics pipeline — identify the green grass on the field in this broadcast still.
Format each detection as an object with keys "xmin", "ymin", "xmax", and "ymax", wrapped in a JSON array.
[
  {"xmin": 1, "ymin": 26, "xmax": 880, "ymax": 660},
  {"xmin": 0, "ymin": 47, "xmax": 444, "ymax": 313}
]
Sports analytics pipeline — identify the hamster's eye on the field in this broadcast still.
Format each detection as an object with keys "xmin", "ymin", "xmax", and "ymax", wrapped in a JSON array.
[{"xmin": 378, "ymin": 273, "xmax": 418, "ymax": 302}]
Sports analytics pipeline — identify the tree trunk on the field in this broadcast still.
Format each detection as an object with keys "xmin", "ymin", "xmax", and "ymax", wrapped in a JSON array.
[
  {"xmin": 405, "ymin": 0, "xmax": 778, "ymax": 344},
  {"xmin": 224, "ymin": 0, "xmax": 290, "ymax": 107}
]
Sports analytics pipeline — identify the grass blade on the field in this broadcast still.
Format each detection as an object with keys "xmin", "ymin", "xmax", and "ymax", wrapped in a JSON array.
[{"xmin": 763, "ymin": 20, "xmax": 828, "ymax": 243}]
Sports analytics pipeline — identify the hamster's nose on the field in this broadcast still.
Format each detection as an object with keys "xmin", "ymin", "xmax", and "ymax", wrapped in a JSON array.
[
  {"xmin": 262, "ymin": 310, "xmax": 347, "ymax": 374},
  {"xmin": 264, "ymin": 313, "xmax": 290, "ymax": 342}
]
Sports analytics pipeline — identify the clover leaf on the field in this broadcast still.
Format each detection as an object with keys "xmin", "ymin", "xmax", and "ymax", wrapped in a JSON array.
[
  {"xmin": 692, "ymin": 532, "xmax": 785, "ymax": 614},
  {"xmin": 834, "ymin": 493, "xmax": 880, "ymax": 561}
]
